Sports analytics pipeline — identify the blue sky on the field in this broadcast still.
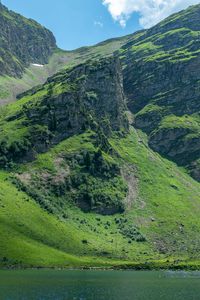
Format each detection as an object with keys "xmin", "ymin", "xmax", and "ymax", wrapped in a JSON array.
[
  {"xmin": 2, "ymin": 0, "xmax": 199, "ymax": 50},
  {"xmin": 2, "ymin": 0, "xmax": 141, "ymax": 50}
]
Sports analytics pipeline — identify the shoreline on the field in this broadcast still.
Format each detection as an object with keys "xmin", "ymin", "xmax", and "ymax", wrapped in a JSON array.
[{"xmin": 1, "ymin": 263, "xmax": 200, "ymax": 272}]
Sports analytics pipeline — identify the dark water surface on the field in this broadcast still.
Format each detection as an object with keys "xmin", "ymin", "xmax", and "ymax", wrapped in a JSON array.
[{"xmin": 0, "ymin": 269, "xmax": 200, "ymax": 300}]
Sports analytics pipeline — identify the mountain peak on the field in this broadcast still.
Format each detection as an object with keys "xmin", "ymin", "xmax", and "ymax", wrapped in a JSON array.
[{"xmin": 0, "ymin": 3, "xmax": 57, "ymax": 77}]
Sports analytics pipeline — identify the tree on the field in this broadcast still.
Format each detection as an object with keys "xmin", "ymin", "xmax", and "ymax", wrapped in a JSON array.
[{"xmin": 84, "ymin": 151, "xmax": 91, "ymax": 169}]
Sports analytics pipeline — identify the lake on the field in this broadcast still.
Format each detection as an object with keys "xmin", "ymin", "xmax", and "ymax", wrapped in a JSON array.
[{"xmin": 0, "ymin": 269, "xmax": 200, "ymax": 299}]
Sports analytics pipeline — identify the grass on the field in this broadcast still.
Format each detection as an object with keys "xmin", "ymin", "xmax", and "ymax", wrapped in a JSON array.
[
  {"xmin": 1, "ymin": 128, "xmax": 200, "ymax": 269},
  {"xmin": 0, "ymin": 167, "xmax": 154, "ymax": 268},
  {"xmin": 110, "ymin": 128, "xmax": 200, "ymax": 258},
  {"xmin": 158, "ymin": 114, "xmax": 200, "ymax": 131}
]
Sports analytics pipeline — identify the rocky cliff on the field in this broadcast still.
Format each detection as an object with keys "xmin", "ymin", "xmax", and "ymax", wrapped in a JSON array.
[
  {"xmin": 0, "ymin": 3, "xmax": 56, "ymax": 77},
  {"xmin": 0, "ymin": 56, "xmax": 128, "ymax": 165},
  {"xmin": 120, "ymin": 4, "xmax": 200, "ymax": 181}
]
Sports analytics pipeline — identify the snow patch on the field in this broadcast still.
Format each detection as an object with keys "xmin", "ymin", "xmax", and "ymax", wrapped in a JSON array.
[{"xmin": 32, "ymin": 63, "xmax": 44, "ymax": 67}]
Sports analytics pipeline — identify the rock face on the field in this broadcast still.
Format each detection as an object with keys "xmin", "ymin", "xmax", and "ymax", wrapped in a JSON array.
[
  {"xmin": 0, "ymin": 3, "xmax": 56, "ymax": 77},
  {"xmin": 22, "ymin": 56, "xmax": 128, "ymax": 144},
  {"xmin": 0, "ymin": 56, "xmax": 129, "ymax": 165},
  {"xmin": 149, "ymin": 127, "xmax": 200, "ymax": 164},
  {"xmin": 120, "ymin": 3, "xmax": 200, "ymax": 180}
]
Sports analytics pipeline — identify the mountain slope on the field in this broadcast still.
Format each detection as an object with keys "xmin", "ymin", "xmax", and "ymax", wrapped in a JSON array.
[
  {"xmin": 0, "ymin": 53, "xmax": 200, "ymax": 269},
  {"xmin": 0, "ymin": 3, "xmax": 56, "ymax": 77},
  {"xmin": 0, "ymin": 0, "xmax": 134, "ymax": 105},
  {"xmin": 0, "ymin": 32, "xmax": 134, "ymax": 105},
  {"xmin": 120, "ymin": 3, "xmax": 200, "ymax": 181},
  {"xmin": 1, "ymin": 3, "xmax": 200, "ymax": 269},
  {"xmin": 1, "ymin": 128, "xmax": 200, "ymax": 269}
]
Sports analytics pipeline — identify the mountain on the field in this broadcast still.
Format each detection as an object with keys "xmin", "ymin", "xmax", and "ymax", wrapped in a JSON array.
[
  {"xmin": 0, "ymin": 2, "xmax": 56, "ymax": 77},
  {"xmin": 0, "ymin": 13, "xmax": 132, "ymax": 106},
  {"xmin": 1, "ymin": 3, "xmax": 200, "ymax": 269},
  {"xmin": 0, "ymin": 1, "xmax": 134, "ymax": 105},
  {"xmin": 120, "ymin": 4, "xmax": 200, "ymax": 182}
]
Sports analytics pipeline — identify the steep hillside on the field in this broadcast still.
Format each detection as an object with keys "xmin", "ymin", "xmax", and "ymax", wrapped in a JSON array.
[
  {"xmin": 0, "ymin": 3, "xmax": 56, "ymax": 77},
  {"xmin": 0, "ymin": 1, "xmax": 134, "ymax": 105},
  {"xmin": 120, "ymin": 4, "xmax": 200, "ymax": 181},
  {"xmin": 0, "ymin": 56, "xmax": 128, "ymax": 167},
  {"xmin": 0, "ymin": 32, "xmax": 133, "ymax": 105},
  {"xmin": 0, "ymin": 53, "xmax": 200, "ymax": 269},
  {"xmin": 1, "ymin": 3, "xmax": 200, "ymax": 269},
  {"xmin": 1, "ymin": 128, "xmax": 200, "ymax": 269}
]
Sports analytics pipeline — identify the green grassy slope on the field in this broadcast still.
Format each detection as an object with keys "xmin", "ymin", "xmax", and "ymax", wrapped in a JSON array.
[
  {"xmin": 111, "ymin": 129, "xmax": 200, "ymax": 255},
  {"xmin": 1, "ymin": 129, "xmax": 200, "ymax": 269},
  {"xmin": 0, "ymin": 170, "xmax": 130, "ymax": 268}
]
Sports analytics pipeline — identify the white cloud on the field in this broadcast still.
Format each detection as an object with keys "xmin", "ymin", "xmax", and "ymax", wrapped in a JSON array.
[
  {"xmin": 94, "ymin": 21, "xmax": 104, "ymax": 28},
  {"xmin": 102, "ymin": 0, "xmax": 200, "ymax": 28}
]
